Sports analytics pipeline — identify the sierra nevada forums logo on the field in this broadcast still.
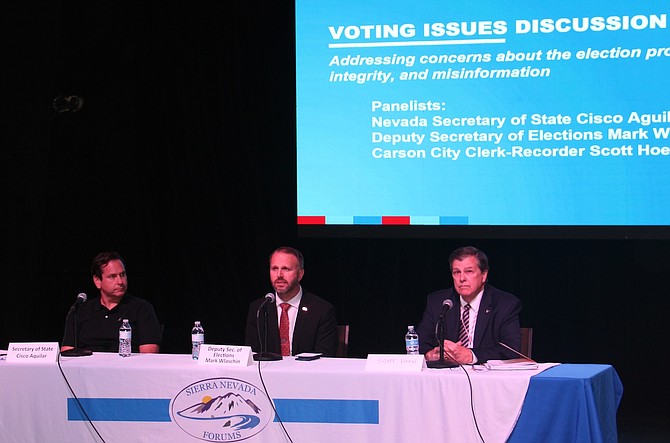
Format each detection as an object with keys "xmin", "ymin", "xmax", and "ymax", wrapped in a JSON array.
[{"xmin": 171, "ymin": 377, "xmax": 274, "ymax": 442}]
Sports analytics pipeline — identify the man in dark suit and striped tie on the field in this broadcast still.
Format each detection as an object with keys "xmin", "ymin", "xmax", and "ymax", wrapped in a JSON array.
[{"xmin": 417, "ymin": 246, "xmax": 522, "ymax": 364}]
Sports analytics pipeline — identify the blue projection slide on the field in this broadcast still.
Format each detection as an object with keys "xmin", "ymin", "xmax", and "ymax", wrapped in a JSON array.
[{"xmin": 296, "ymin": 1, "xmax": 670, "ymax": 227}]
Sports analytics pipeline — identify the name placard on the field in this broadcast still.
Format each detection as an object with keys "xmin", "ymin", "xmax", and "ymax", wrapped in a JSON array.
[
  {"xmin": 198, "ymin": 344, "xmax": 254, "ymax": 367},
  {"xmin": 365, "ymin": 354, "xmax": 426, "ymax": 372},
  {"xmin": 7, "ymin": 342, "xmax": 59, "ymax": 364}
]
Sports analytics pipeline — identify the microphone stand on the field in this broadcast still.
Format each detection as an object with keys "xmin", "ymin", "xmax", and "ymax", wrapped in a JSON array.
[
  {"xmin": 253, "ymin": 303, "xmax": 281, "ymax": 361},
  {"xmin": 426, "ymin": 312, "xmax": 458, "ymax": 369},
  {"xmin": 60, "ymin": 308, "xmax": 92, "ymax": 357}
]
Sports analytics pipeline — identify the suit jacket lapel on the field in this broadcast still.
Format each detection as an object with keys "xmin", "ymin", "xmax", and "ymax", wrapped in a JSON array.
[
  {"xmin": 292, "ymin": 292, "xmax": 311, "ymax": 351},
  {"xmin": 265, "ymin": 302, "xmax": 281, "ymax": 350},
  {"xmin": 473, "ymin": 287, "xmax": 493, "ymax": 347},
  {"xmin": 446, "ymin": 290, "xmax": 461, "ymax": 342}
]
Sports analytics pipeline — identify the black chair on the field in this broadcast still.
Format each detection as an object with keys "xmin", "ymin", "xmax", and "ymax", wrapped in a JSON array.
[
  {"xmin": 520, "ymin": 327, "xmax": 533, "ymax": 359},
  {"xmin": 337, "ymin": 325, "xmax": 350, "ymax": 357}
]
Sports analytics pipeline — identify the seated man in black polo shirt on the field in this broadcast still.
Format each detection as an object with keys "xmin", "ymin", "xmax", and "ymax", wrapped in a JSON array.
[{"xmin": 61, "ymin": 251, "xmax": 162, "ymax": 353}]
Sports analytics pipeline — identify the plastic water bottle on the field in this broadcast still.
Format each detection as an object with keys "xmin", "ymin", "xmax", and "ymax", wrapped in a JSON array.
[
  {"xmin": 405, "ymin": 325, "xmax": 419, "ymax": 355},
  {"xmin": 119, "ymin": 319, "xmax": 132, "ymax": 357},
  {"xmin": 191, "ymin": 321, "xmax": 205, "ymax": 360}
]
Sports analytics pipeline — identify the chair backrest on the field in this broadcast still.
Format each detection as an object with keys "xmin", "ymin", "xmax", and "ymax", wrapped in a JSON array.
[
  {"xmin": 520, "ymin": 327, "xmax": 533, "ymax": 359},
  {"xmin": 337, "ymin": 325, "xmax": 350, "ymax": 358}
]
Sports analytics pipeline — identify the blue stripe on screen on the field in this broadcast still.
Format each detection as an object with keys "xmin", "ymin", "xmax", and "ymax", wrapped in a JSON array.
[{"xmin": 353, "ymin": 216, "xmax": 382, "ymax": 224}]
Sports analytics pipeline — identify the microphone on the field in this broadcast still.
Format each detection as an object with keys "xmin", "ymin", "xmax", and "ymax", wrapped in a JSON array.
[
  {"xmin": 257, "ymin": 292, "xmax": 275, "ymax": 313},
  {"xmin": 427, "ymin": 298, "xmax": 458, "ymax": 369},
  {"xmin": 254, "ymin": 292, "xmax": 282, "ymax": 361},
  {"xmin": 69, "ymin": 293, "xmax": 87, "ymax": 312},
  {"xmin": 440, "ymin": 299, "xmax": 453, "ymax": 317},
  {"xmin": 61, "ymin": 293, "xmax": 92, "ymax": 357}
]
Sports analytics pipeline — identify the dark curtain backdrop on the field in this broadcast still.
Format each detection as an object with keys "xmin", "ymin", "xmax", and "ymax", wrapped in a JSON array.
[{"xmin": 4, "ymin": 1, "xmax": 668, "ymax": 423}]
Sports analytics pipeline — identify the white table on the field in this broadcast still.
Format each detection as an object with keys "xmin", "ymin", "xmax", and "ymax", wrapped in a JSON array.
[{"xmin": 0, "ymin": 352, "xmax": 621, "ymax": 443}]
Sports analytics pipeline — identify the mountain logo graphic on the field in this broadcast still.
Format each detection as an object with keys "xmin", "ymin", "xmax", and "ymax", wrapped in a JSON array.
[{"xmin": 171, "ymin": 377, "xmax": 275, "ymax": 441}]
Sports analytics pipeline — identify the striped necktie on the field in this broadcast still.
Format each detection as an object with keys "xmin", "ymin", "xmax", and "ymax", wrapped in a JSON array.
[{"xmin": 458, "ymin": 303, "xmax": 471, "ymax": 347}]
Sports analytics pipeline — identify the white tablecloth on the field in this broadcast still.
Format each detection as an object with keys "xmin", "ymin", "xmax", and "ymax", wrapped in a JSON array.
[{"xmin": 0, "ymin": 352, "xmax": 556, "ymax": 443}]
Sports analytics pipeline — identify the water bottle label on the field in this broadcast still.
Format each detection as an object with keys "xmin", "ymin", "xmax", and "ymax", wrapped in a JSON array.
[
  {"xmin": 192, "ymin": 334, "xmax": 204, "ymax": 342},
  {"xmin": 406, "ymin": 338, "xmax": 419, "ymax": 347},
  {"xmin": 120, "ymin": 331, "xmax": 132, "ymax": 339}
]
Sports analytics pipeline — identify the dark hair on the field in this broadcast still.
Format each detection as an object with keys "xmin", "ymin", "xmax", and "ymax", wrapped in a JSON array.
[
  {"xmin": 449, "ymin": 246, "xmax": 489, "ymax": 272},
  {"xmin": 91, "ymin": 251, "xmax": 126, "ymax": 278},
  {"xmin": 270, "ymin": 246, "xmax": 305, "ymax": 269}
]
